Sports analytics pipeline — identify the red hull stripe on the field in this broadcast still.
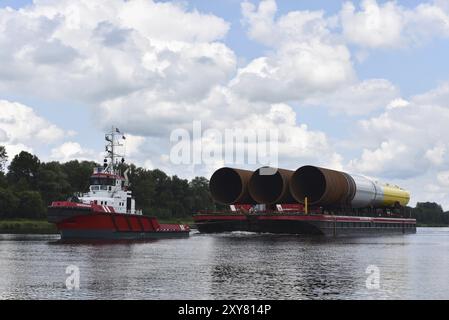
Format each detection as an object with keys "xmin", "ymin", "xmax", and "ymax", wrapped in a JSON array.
[
  {"xmin": 140, "ymin": 218, "xmax": 152, "ymax": 231},
  {"xmin": 110, "ymin": 215, "xmax": 119, "ymax": 231},
  {"xmin": 114, "ymin": 215, "xmax": 130, "ymax": 231},
  {"xmin": 151, "ymin": 218, "xmax": 160, "ymax": 230},
  {"xmin": 128, "ymin": 216, "xmax": 142, "ymax": 231},
  {"xmin": 124, "ymin": 216, "xmax": 133, "ymax": 230},
  {"xmin": 56, "ymin": 213, "xmax": 189, "ymax": 232},
  {"xmin": 136, "ymin": 217, "xmax": 145, "ymax": 231}
]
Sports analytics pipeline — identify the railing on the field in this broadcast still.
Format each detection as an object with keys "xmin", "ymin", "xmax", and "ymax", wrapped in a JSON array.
[
  {"xmin": 74, "ymin": 192, "xmax": 90, "ymax": 198},
  {"xmin": 195, "ymin": 206, "xmax": 412, "ymax": 218},
  {"xmin": 195, "ymin": 209, "xmax": 316, "ymax": 216},
  {"xmin": 126, "ymin": 209, "xmax": 143, "ymax": 215}
]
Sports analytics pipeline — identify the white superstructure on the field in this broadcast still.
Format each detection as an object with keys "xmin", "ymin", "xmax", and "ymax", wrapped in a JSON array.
[{"xmin": 77, "ymin": 127, "xmax": 141, "ymax": 215}]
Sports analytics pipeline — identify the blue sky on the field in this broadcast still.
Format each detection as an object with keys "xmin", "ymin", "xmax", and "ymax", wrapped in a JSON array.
[{"xmin": 1, "ymin": 0, "xmax": 449, "ymax": 207}]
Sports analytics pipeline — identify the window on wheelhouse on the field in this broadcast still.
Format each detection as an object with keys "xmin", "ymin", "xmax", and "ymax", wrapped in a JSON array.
[{"xmin": 89, "ymin": 177, "xmax": 116, "ymax": 187}]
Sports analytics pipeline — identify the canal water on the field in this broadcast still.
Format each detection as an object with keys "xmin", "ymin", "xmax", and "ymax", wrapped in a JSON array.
[{"xmin": 0, "ymin": 228, "xmax": 448, "ymax": 299}]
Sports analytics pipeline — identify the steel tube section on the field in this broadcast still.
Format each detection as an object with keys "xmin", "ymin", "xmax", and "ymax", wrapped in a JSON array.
[
  {"xmin": 289, "ymin": 165, "xmax": 410, "ymax": 207},
  {"xmin": 248, "ymin": 167, "xmax": 295, "ymax": 205},
  {"xmin": 289, "ymin": 166, "xmax": 350, "ymax": 206},
  {"xmin": 209, "ymin": 167, "xmax": 255, "ymax": 205},
  {"xmin": 350, "ymin": 174, "xmax": 384, "ymax": 208}
]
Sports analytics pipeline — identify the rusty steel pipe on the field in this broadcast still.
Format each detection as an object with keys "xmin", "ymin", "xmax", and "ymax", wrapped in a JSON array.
[
  {"xmin": 209, "ymin": 167, "xmax": 255, "ymax": 204},
  {"xmin": 289, "ymin": 165, "xmax": 353, "ymax": 206},
  {"xmin": 248, "ymin": 167, "xmax": 295, "ymax": 205},
  {"xmin": 289, "ymin": 165, "xmax": 410, "ymax": 207}
]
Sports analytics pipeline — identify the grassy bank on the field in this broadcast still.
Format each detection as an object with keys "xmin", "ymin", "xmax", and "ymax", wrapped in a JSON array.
[{"xmin": 0, "ymin": 219, "xmax": 57, "ymax": 234}]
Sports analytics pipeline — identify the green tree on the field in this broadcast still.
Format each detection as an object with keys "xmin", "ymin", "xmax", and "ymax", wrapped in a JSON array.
[
  {"xmin": 189, "ymin": 176, "xmax": 215, "ymax": 212},
  {"xmin": 0, "ymin": 146, "xmax": 7, "ymax": 173},
  {"xmin": 0, "ymin": 188, "xmax": 19, "ymax": 218},
  {"xmin": 128, "ymin": 166, "xmax": 156, "ymax": 214},
  {"xmin": 16, "ymin": 191, "xmax": 46, "ymax": 219},
  {"xmin": 412, "ymin": 202, "xmax": 448, "ymax": 225},
  {"xmin": 170, "ymin": 175, "xmax": 192, "ymax": 217},
  {"xmin": 62, "ymin": 160, "xmax": 98, "ymax": 193},
  {"xmin": 37, "ymin": 162, "xmax": 72, "ymax": 204},
  {"xmin": 150, "ymin": 169, "xmax": 174, "ymax": 217},
  {"xmin": 0, "ymin": 172, "xmax": 6, "ymax": 189},
  {"xmin": 0, "ymin": 146, "xmax": 7, "ymax": 188},
  {"xmin": 7, "ymin": 151, "xmax": 40, "ymax": 190}
]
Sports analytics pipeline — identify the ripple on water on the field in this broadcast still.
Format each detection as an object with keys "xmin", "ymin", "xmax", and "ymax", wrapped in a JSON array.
[{"xmin": 0, "ymin": 228, "xmax": 448, "ymax": 299}]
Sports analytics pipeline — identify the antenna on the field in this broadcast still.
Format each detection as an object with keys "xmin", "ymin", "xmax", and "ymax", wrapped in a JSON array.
[{"xmin": 104, "ymin": 126, "xmax": 124, "ymax": 174}]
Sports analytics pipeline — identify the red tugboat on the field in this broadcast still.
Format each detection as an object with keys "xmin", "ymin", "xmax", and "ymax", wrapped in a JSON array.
[{"xmin": 48, "ymin": 127, "xmax": 190, "ymax": 240}]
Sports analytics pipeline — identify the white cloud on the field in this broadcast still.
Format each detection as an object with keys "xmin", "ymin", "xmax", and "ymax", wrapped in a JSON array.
[
  {"xmin": 236, "ymin": 0, "xmax": 401, "ymax": 116},
  {"xmin": 341, "ymin": 0, "xmax": 449, "ymax": 48},
  {"xmin": 4, "ymin": 144, "xmax": 34, "ymax": 162},
  {"xmin": 230, "ymin": 41, "xmax": 355, "ymax": 103},
  {"xmin": 0, "ymin": 0, "xmax": 234, "ymax": 103},
  {"xmin": 0, "ymin": 128, "xmax": 7, "ymax": 142},
  {"xmin": 425, "ymin": 144, "xmax": 446, "ymax": 166},
  {"xmin": 348, "ymin": 140, "xmax": 412, "ymax": 177},
  {"xmin": 0, "ymin": 0, "xmax": 246, "ymax": 173},
  {"xmin": 304, "ymin": 79, "xmax": 399, "ymax": 115},
  {"xmin": 341, "ymin": 0, "xmax": 405, "ymax": 48},
  {"xmin": 0, "ymin": 99, "xmax": 68, "ymax": 160},
  {"xmin": 49, "ymin": 133, "xmax": 146, "ymax": 164},
  {"xmin": 350, "ymin": 100, "xmax": 449, "ymax": 178},
  {"xmin": 345, "ymin": 82, "xmax": 449, "ymax": 208},
  {"xmin": 412, "ymin": 82, "xmax": 449, "ymax": 105},
  {"xmin": 234, "ymin": 0, "xmax": 357, "ymax": 103},
  {"xmin": 231, "ymin": 103, "xmax": 343, "ymax": 170},
  {"xmin": 437, "ymin": 170, "xmax": 449, "ymax": 187},
  {"xmin": 102, "ymin": 91, "xmax": 343, "ymax": 179},
  {"xmin": 123, "ymin": 134, "xmax": 146, "ymax": 157},
  {"xmin": 358, "ymin": 84, "xmax": 449, "ymax": 150},
  {"xmin": 386, "ymin": 98, "xmax": 410, "ymax": 110},
  {"xmin": 241, "ymin": 0, "xmax": 331, "ymax": 47},
  {"xmin": 50, "ymin": 142, "xmax": 98, "ymax": 162}
]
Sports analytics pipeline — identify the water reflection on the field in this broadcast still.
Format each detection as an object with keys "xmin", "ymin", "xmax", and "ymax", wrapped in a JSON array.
[
  {"xmin": 0, "ymin": 229, "xmax": 448, "ymax": 299},
  {"xmin": 208, "ymin": 234, "xmax": 360, "ymax": 299}
]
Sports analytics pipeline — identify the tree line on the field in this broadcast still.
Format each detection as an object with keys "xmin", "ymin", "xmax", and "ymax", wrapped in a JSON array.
[
  {"xmin": 0, "ymin": 146, "xmax": 218, "ymax": 219},
  {"xmin": 409, "ymin": 202, "xmax": 449, "ymax": 226},
  {"xmin": 0, "ymin": 145, "xmax": 448, "ymax": 225}
]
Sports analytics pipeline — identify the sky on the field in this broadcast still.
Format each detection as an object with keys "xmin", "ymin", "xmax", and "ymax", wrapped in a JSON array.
[{"xmin": 1, "ymin": 0, "xmax": 449, "ymax": 208}]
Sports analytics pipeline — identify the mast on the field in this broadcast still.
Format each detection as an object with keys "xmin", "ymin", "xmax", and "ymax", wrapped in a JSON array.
[
  {"xmin": 105, "ymin": 126, "xmax": 124, "ymax": 174},
  {"xmin": 111, "ymin": 125, "xmax": 114, "ymax": 170}
]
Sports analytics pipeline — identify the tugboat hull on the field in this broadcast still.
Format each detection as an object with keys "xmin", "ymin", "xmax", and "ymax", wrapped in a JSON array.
[
  {"xmin": 48, "ymin": 202, "xmax": 190, "ymax": 241},
  {"xmin": 59, "ymin": 229, "xmax": 190, "ymax": 240}
]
